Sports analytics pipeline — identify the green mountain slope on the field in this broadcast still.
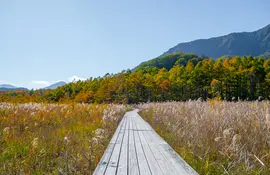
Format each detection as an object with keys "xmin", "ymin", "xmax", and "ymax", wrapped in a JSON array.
[{"xmin": 134, "ymin": 52, "xmax": 205, "ymax": 71}]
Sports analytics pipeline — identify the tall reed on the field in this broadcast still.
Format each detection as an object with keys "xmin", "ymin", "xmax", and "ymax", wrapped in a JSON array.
[
  {"xmin": 139, "ymin": 100, "xmax": 270, "ymax": 174},
  {"xmin": 0, "ymin": 103, "xmax": 128, "ymax": 174}
]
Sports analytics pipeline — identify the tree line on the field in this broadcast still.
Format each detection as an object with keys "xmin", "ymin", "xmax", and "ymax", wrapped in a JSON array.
[{"xmin": 1, "ymin": 54, "xmax": 270, "ymax": 103}]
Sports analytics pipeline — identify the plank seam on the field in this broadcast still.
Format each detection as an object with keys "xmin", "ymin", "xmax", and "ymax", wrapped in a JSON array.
[
  {"xmin": 127, "ymin": 115, "xmax": 130, "ymax": 175},
  {"xmin": 140, "ymin": 130, "xmax": 164, "ymax": 175},
  {"xmin": 132, "ymin": 116, "xmax": 141, "ymax": 175},
  {"xmin": 103, "ymin": 116, "xmax": 127, "ymax": 174},
  {"xmin": 145, "ymin": 130, "xmax": 177, "ymax": 175},
  {"xmin": 133, "ymin": 115, "xmax": 152, "ymax": 175},
  {"xmin": 115, "ymin": 115, "xmax": 128, "ymax": 175}
]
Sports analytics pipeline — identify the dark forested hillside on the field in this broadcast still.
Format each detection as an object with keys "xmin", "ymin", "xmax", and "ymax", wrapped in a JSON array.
[
  {"xmin": 0, "ymin": 84, "xmax": 28, "ymax": 92},
  {"xmin": 1, "ymin": 55, "xmax": 270, "ymax": 103},
  {"xmin": 0, "ymin": 87, "xmax": 28, "ymax": 92},
  {"xmin": 134, "ymin": 53, "xmax": 205, "ymax": 71},
  {"xmin": 161, "ymin": 24, "xmax": 270, "ymax": 59}
]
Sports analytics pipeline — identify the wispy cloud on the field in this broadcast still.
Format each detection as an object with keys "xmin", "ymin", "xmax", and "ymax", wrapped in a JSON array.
[
  {"xmin": 31, "ymin": 81, "xmax": 50, "ymax": 86},
  {"xmin": 68, "ymin": 75, "xmax": 86, "ymax": 82},
  {"xmin": 28, "ymin": 81, "xmax": 51, "ymax": 89},
  {"xmin": 26, "ymin": 76, "xmax": 86, "ymax": 89}
]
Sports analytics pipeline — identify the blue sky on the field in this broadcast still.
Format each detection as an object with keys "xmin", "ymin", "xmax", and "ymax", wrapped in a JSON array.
[{"xmin": 0, "ymin": 0, "xmax": 269, "ymax": 89}]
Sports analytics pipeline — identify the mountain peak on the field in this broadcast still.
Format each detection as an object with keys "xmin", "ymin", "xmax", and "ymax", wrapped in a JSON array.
[
  {"xmin": 44, "ymin": 81, "xmax": 67, "ymax": 90},
  {"xmin": 262, "ymin": 23, "xmax": 270, "ymax": 29},
  {"xmin": 162, "ymin": 24, "xmax": 270, "ymax": 59}
]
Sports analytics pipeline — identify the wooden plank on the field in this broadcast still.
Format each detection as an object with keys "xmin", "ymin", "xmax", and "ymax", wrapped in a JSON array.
[
  {"xmin": 133, "ymin": 114, "xmax": 147, "ymax": 130},
  {"xmin": 143, "ymin": 130, "xmax": 166, "ymax": 145},
  {"xmin": 128, "ymin": 116, "xmax": 140, "ymax": 175},
  {"xmin": 124, "ymin": 113, "xmax": 130, "ymax": 130},
  {"xmin": 94, "ymin": 117, "xmax": 126, "ymax": 175},
  {"xmin": 133, "ymin": 114, "xmax": 163, "ymax": 175},
  {"xmin": 133, "ymin": 114, "xmax": 144, "ymax": 130},
  {"xmin": 104, "ymin": 116, "xmax": 127, "ymax": 175},
  {"xmin": 139, "ymin": 117, "xmax": 152, "ymax": 130},
  {"xmin": 135, "ymin": 113, "xmax": 152, "ymax": 130},
  {"xmin": 144, "ymin": 131, "xmax": 177, "ymax": 175},
  {"xmin": 138, "ymin": 131, "xmax": 163, "ymax": 175},
  {"xmin": 132, "ymin": 116, "xmax": 152, "ymax": 175},
  {"xmin": 116, "ymin": 117, "xmax": 129, "ymax": 175},
  {"xmin": 93, "ymin": 143, "xmax": 115, "ymax": 175},
  {"xmin": 157, "ymin": 144, "xmax": 198, "ymax": 175},
  {"xmin": 129, "ymin": 114, "xmax": 134, "ymax": 130},
  {"xmin": 133, "ymin": 114, "xmax": 142, "ymax": 131},
  {"xmin": 110, "ymin": 117, "xmax": 126, "ymax": 144}
]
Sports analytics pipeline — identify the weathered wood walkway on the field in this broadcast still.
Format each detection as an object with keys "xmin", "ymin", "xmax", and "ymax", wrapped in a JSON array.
[{"xmin": 94, "ymin": 109, "xmax": 198, "ymax": 175}]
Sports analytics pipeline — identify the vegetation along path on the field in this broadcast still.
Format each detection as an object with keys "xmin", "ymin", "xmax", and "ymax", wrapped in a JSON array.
[{"xmin": 94, "ymin": 109, "xmax": 198, "ymax": 175}]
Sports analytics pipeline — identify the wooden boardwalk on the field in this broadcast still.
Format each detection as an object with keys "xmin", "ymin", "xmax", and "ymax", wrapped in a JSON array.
[{"xmin": 94, "ymin": 109, "xmax": 198, "ymax": 175}]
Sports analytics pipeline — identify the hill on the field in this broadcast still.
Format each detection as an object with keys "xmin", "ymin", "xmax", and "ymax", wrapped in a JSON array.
[
  {"xmin": 44, "ymin": 81, "xmax": 66, "ymax": 90},
  {"xmin": 0, "ymin": 87, "xmax": 28, "ymax": 92},
  {"xmin": 134, "ymin": 52, "xmax": 205, "ymax": 71},
  {"xmin": 161, "ymin": 24, "xmax": 270, "ymax": 59},
  {"xmin": 0, "ymin": 84, "xmax": 17, "ymax": 89},
  {"xmin": 0, "ymin": 84, "xmax": 28, "ymax": 92}
]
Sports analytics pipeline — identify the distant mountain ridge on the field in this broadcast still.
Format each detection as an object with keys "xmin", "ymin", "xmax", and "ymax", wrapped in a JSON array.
[
  {"xmin": 161, "ymin": 24, "xmax": 270, "ymax": 59},
  {"xmin": 0, "ymin": 81, "xmax": 67, "ymax": 91},
  {"xmin": 44, "ymin": 81, "xmax": 66, "ymax": 90},
  {"xmin": 0, "ymin": 84, "xmax": 28, "ymax": 92},
  {"xmin": 0, "ymin": 84, "xmax": 17, "ymax": 89}
]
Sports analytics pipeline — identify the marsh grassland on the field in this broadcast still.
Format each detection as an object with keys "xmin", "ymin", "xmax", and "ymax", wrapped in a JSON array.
[
  {"xmin": 1, "ymin": 101, "xmax": 269, "ymax": 175},
  {"xmin": 0, "ymin": 103, "xmax": 128, "ymax": 174},
  {"xmin": 139, "ymin": 100, "xmax": 270, "ymax": 175}
]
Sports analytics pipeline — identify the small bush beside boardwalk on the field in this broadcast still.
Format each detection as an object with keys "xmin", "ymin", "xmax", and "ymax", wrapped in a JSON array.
[{"xmin": 138, "ymin": 100, "xmax": 270, "ymax": 175}]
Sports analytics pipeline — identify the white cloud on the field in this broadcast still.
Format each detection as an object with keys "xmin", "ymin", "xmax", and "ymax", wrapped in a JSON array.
[
  {"xmin": 0, "ymin": 80, "xmax": 18, "ymax": 86},
  {"xmin": 19, "ymin": 76, "xmax": 87, "ymax": 89},
  {"xmin": 68, "ymin": 75, "xmax": 86, "ymax": 82},
  {"xmin": 31, "ymin": 81, "xmax": 50, "ymax": 86},
  {"xmin": 29, "ymin": 81, "xmax": 51, "ymax": 89}
]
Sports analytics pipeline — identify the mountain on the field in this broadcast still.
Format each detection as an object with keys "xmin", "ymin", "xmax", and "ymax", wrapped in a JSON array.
[
  {"xmin": 0, "ymin": 84, "xmax": 17, "ymax": 89},
  {"xmin": 259, "ymin": 52, "xmax": 270, "ymax": 59},
  {"xmin": 0, "ymin": 84, "xmax": 28, "ymax": 92},
  {"xmin": 134, "ymin": 52, "xmax": 205, "ymax": 71},
  {"xmin": 161, "ymin": 24, "xmax": 270, "ymax": 59},
  {"xmin": 44, "ymin": 81, "xmax": 66, "ymax": 90}
]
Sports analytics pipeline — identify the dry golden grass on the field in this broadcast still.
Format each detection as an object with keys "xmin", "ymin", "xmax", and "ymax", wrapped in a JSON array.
[
  {"xmin": 0, "ymin": 103, "xmax": 129, "ymax": 174},
  {"xmin": 139, "ymin": 100, "xmax": 270, "ymax": 175}
]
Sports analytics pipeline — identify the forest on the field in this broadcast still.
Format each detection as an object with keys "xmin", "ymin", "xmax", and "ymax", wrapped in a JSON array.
[{"xmin": 1, "ymin": 53, "xmax": 270, "ymax": 103}]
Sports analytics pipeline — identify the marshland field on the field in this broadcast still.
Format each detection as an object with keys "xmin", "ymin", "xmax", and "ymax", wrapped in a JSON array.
[{"xmin": 0, "ymin": 100, "xmax": 269, "ymax": 174}]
